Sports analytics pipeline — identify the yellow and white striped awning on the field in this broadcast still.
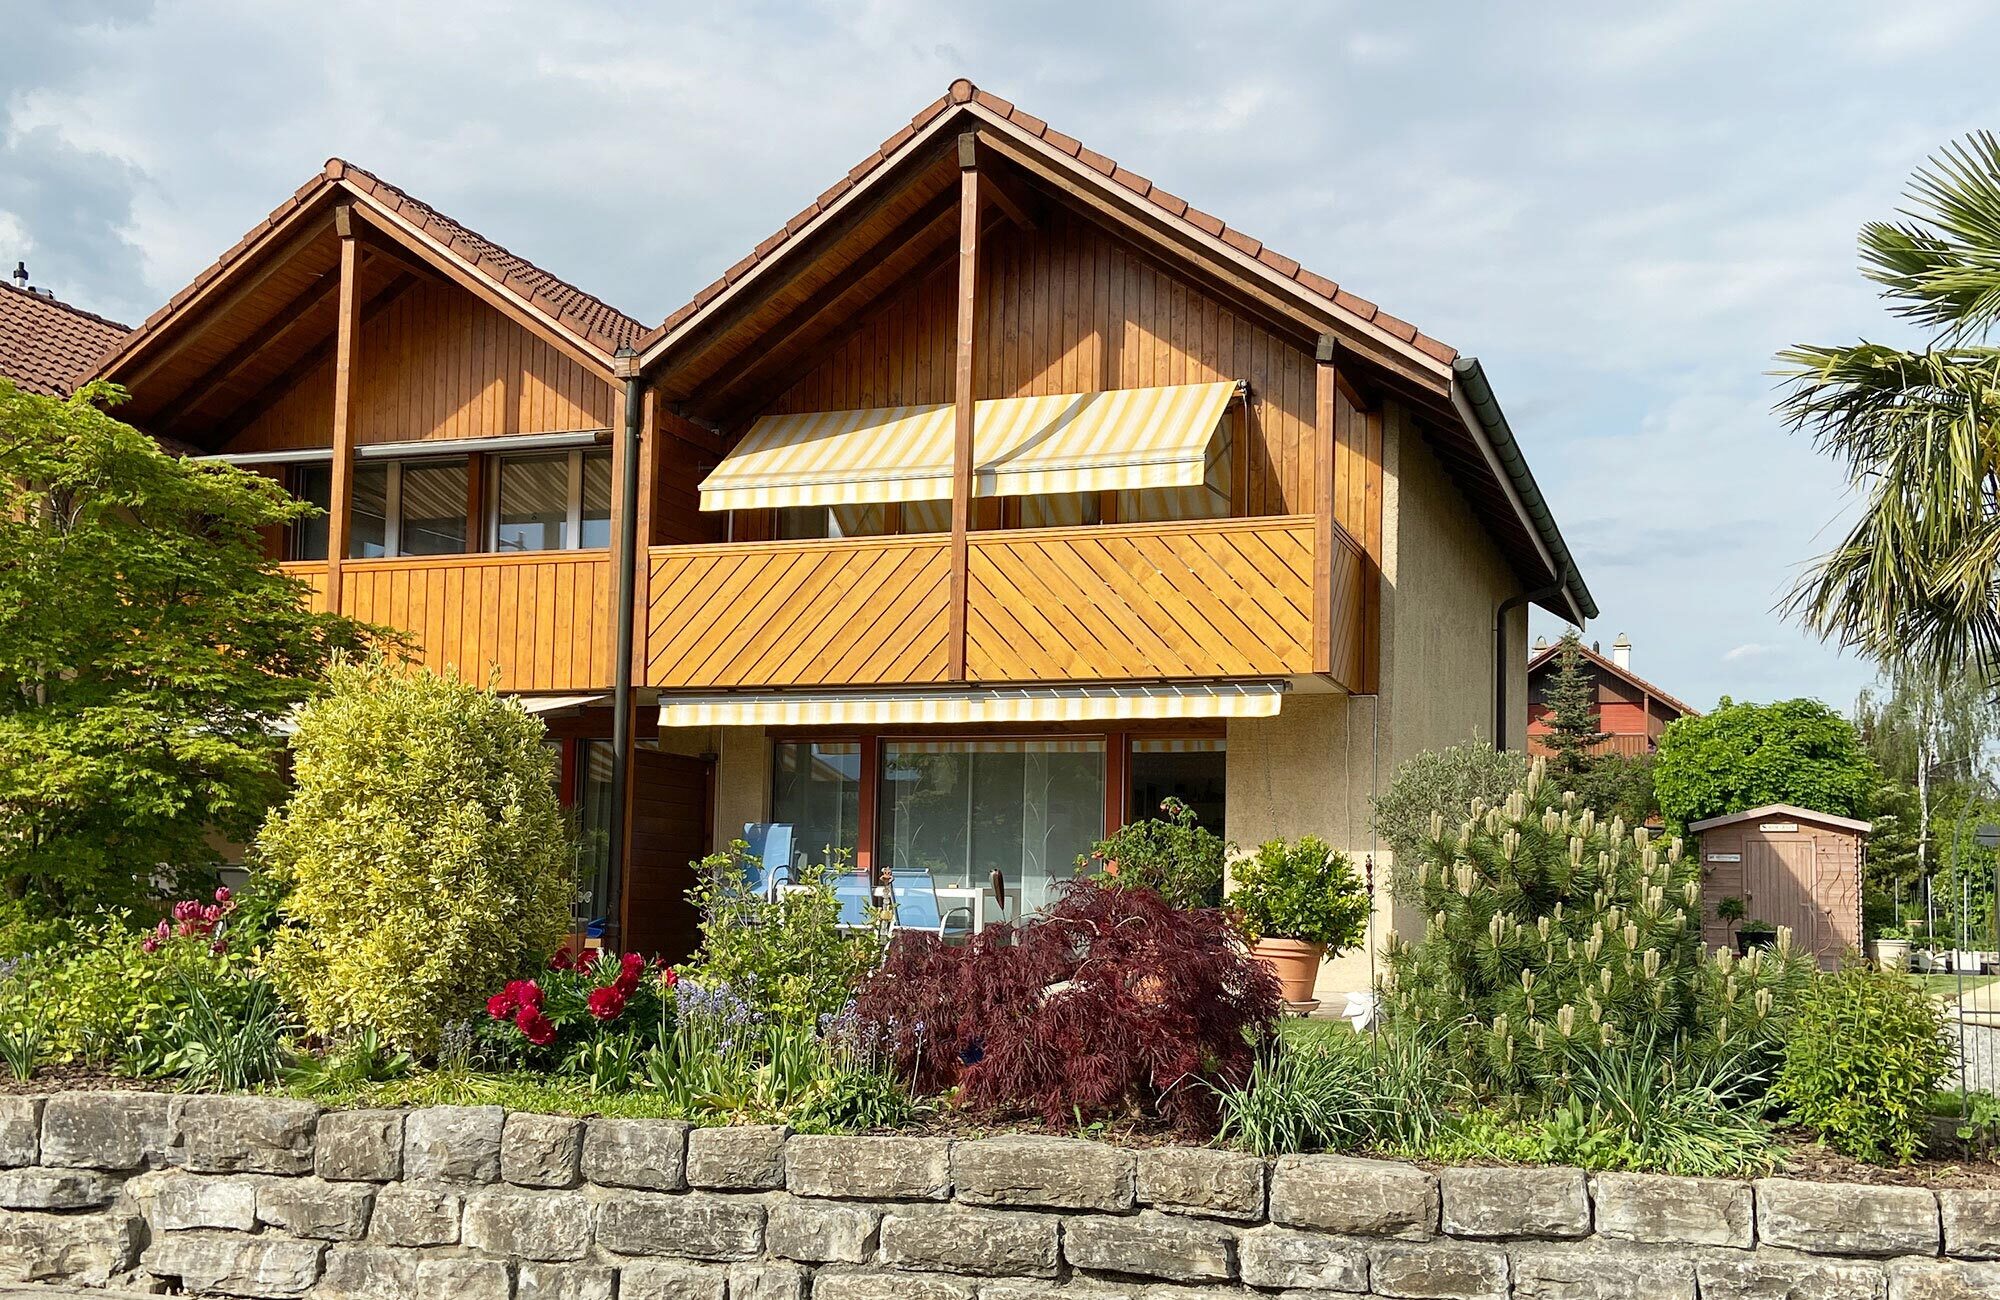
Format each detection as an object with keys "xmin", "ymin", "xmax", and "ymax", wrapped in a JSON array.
[
  {"xmin": 699, "ymin": 381, "xmax": 1238, "ymax": 512},
  {"xmin": 658, "ymin": 681, "xmax": 1285, "ymax": 730}
]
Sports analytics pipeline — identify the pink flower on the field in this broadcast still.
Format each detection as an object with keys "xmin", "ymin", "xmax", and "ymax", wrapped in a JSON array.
[
  {"xmin": 657, "ymin": 967, "xmax": 679, "ymax": 989},
  {"xmin": 209, "ymin": 939, "xmax": 228, "ymax": 956},
  {"xmin": 586, "ymin": 986, "xmax": 627, "ymax": 1021},
  {"xmin": 214, "ymin": 887, "xmax": 232, "ymax": 905},
  {"xmin": 140, "ymin": 936, "xmax": 160, "ymax": 954},
  {"xmin": 515, "ymin": 1005, "xmax": 556, "ymax": 1046}
]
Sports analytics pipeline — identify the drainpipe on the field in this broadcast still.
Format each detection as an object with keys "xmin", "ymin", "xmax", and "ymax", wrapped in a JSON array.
[
  {"xmin": 1494, "ymin": 568, "xmax": 1570, "ymax": 750},
  {"xmin": 607, "ymin": 346, "xmax": 644, "ymax": 944}
]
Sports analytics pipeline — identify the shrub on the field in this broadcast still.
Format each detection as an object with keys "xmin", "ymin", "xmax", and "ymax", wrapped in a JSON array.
[
  {"xmin": 852, "ymin": 883, "xmax": 1281, "ymax": 1135},
  {"xmin": 1079, "ymin": 796, "xmax": 1228, "ymax": 909},
  {"xmin": 677, "ymin": 847, "xmax": 879, "ymax": 1029},
  {"xmin": 1654, "ymin": 697, "xmax": 1876, "ymax": 831},
  {"xmin": 1772, "ymin": 963, "xmax": 1951, "ymax": 1163},
  {"xmin": 1381, "ymin": 758, "xmax": 1815, "ymax": 1099},
  {"xmin": 1227, "ymin": 835, "xmax": 1369, "ymax": 949},
  {"xmin": 261, "ymin": 659, "xmax": 573, "ymax": 1051},
  {"xmin": 1372, "ymin": 742, "xmax": 1528, "ymax": 864}
]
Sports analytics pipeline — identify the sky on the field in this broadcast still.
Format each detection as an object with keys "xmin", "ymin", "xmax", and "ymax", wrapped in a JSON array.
[{"xmin": 5, "ymin": 0, "xmax": 1995, "ymax": 716}]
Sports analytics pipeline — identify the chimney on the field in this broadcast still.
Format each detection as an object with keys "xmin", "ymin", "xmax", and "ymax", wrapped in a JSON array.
[
  {"xmin": 10, "ymin": 263, "xmax": 25, "ymax": 291},
  {"xmin": 1532, "ymin": 635, "xmax": 1550, "ymax": 657},
  {"xmin": 1611, "ymin": 633, "xmax": 1632, "ymax": 670}
]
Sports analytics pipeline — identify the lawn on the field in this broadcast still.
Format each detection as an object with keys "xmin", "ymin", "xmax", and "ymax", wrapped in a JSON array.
[{"xmin": 1910, "ymin": 973, "xmax": 1999, "ymax": 997}]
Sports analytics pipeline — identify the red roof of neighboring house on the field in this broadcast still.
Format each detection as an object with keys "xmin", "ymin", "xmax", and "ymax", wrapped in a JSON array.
[
  {"xmin": 0, "ymin": 280, "xmax": 129, "ymax": 396},
  {"xmin": 1527, "ymin": 641, "xmax": 1700, "ymax": 720}
]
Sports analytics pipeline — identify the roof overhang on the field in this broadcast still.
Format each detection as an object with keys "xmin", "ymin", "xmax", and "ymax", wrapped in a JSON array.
[{"xmin": 1688, "ymin": 804, "xmax": 1873, "ymax": 835}]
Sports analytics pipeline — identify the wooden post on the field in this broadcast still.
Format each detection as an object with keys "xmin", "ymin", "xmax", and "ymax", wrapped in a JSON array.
[
  {"xmin": 464, "ymin": 451, "xmax": 487, "ymax": 553},
  {"xmin": 947, "ymin": 134, "xmax": 983, "ymax": 681},
  {"xmin": 1312, "ymin": 334, "xmax": 1338, "ymax": 677},
  {"xmin": 325, "ymin": 209, "xmax": 362, "ymax": 608}
]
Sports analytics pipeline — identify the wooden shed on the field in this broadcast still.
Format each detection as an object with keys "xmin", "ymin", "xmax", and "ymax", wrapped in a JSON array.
[{"xmin": 1690, "ymin": 804, "xmax": 1868, "ymax": 969}]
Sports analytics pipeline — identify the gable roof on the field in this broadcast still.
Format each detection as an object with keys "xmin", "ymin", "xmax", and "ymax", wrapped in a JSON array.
[
  {"xmin": 86, "ymin": 158, "xmax": 645, "ymax": 389},
  {"xmin": 637, "ymin": 79, "xmax": 1595, "ymax": 624},
  {"xmin": 1528, "ymin": 640, "xmax": 1699, "ymax": 720},
  {"xmin": 0, "ymin": 280, "xmax": 129, "ymax": 396},
  {"xmin": 1686, "ymin": 804, "xmax": 1872, "ymax": 835}
]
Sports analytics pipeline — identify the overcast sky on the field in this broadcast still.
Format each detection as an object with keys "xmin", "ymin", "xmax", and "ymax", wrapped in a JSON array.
[{"xmin": 6, "ymin": 1, "xmax": 1994, "ymax": 715}]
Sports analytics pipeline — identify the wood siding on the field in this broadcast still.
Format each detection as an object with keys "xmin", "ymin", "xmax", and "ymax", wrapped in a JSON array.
[
  {"xmin": 280, "ymin": 561, "xmax": 330, "ymax": 613},
  {"xmin": 225, "ymin": 278, "xmax": 616, "ymax": 453},
  {"xmin": 338, "ymin": 551, "xmax": 612, "ymax": 691},
  {"xmin": 646, "ymin": 535, "xmax": 953, "ymax": 688},
  {"xmin": 768, "ymin": 210, "xmax": 1352, "ymax": 521},
  {"xmin": 966, "ymin": 517, "xmax": 1317, "ymax": 681}
]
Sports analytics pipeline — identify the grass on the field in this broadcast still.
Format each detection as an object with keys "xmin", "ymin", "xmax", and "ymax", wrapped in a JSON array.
[
  {"xmin": 280, "ymin": 1069, "xmax": 694, "ymax": 1119},
  {"xmin": 1908, "ymin": 974, "xmax": 1998, "ymax": 997},
  {"xmin": 1276, "ymin": 1015, "xmax": 1360, "ymax": 1048}
]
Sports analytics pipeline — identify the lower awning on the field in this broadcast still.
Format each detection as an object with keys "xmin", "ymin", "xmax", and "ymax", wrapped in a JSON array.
[
  {"xmin": 513, "ymin": 693, "xmax": 610, "ymax": 716},
  {"xmin": 657, "ymin": 681, "xmax": 1286, "ymax": 730}
]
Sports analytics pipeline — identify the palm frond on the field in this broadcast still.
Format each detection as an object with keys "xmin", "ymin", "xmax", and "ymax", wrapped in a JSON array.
[{"xmin": 1860, "ymin": 131, "xmax": 2000, "ymax": 341}]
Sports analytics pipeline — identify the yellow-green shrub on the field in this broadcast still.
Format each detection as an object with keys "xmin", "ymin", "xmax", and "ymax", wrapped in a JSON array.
[{"xmin": 260, "ymin": 659, "xmax": 572, "ymax": 1050}]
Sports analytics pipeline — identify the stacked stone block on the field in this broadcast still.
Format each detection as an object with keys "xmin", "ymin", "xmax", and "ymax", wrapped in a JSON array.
[{"xmin": 0, "ymin": 1092, "xmax": 1995, "ymax": 1296}]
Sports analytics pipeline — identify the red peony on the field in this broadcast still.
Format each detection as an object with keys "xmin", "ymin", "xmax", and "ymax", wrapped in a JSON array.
[
  {"xmin": 613, "ymin": 952, "xmax": 646, "ymax": 995},
  {"xmin": 586, "ymin": 985, "xmax": 627, "ymax": 1021},
  {"xmin": 575, "ymin": 949, "xmax": 600, "ymax": 973},
  {"xmin": 515, "ymin": 1005, "xmax": 556, "ymax": 1046},
  {"xmin": 486, "ymin": 991, "xmax": 516, "ymax": 1020},
  {"xmin": 548, "ymin": 949, "xmax": 574, "ymax": 971},
  {"xmin": 657, "ymin": 967, "xmax": 679, "ymax": 989},
  {"xmin": 505, "ymin": 979, "xmax": 543, "ymax": 1009}
]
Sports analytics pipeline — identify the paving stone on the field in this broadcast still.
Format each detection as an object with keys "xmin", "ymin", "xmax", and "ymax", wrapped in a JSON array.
[
  {"xmin": 255, "ymin": 1176, "xmax": 375, "ymax": 1240},
  {"xmin": 685, "ymin": 1124, "xmax": 788, "ymax": 1189},
  {"xmin": 1590, "ymin": 1172, "xmax": 1753, "ymax": 1249},
  {"xmin": 1236, "ymin": 1226, "xmax": 1368, "ymax": 1291},
  {"xmin": 517, "ymin": 1260, "xmax": 618, "ymax": 1300},
  {"xmin": 596, "ymin": 1189, "xmax": 764, "ymax": 1260},
  {"xmin": 616, "ymin": 1258, "xmax": 729, "ymax": 1300},
  {"xmin": 1366, "ymin": 1240, "xmax": 1509, "ymax": 1300},
  {"xmin": 1440, "ymin": 1165, "xmax": 1588, "ymax": 1239},
  {"xmin": 315, "ymin": 1109, "xmax": 403, "ymax": 1182},
  {"xmin": 1063, "ymin": 1210, "xmax": 1236, "ymax": 1283},
  {"xmin": 767, "ymin": 1197, "xmax": 880, "ymax": 1263},
  {"xmin": 504, "ymin": 1111, "xmax": 586, "ymax": 1187},
  {"xmin": 953, "ymin": 1135, "xmax": 1136, "ymax": 1211},
  {"xmin": 1757, "ymin": 1179, "xmax": 1941, "ymax": 1258},
  {"xmin": 143, "ymin": 1231, "xmax": 324, "ymax": 1298},
  {"xmin": 367, "ymin": 1183, "xmax": 462, "ymax": 1246},
  {"xmin": 403, "ymin": 1104, "xmax": 504, "ymax": 1184},
  {"xmin": 37, "ymin": 1091, "xmax": 171, "ymax": 1170},
  {"xmin": 881, "ymin": 1204, "xmax": 1060, "ymax": 1278},
  {"xmin": 787, "ymin": 1133, "xmax": 952, "ymax": 1200},
  {"xmin": 0, "ymin": 1167, "xmax": 119, "ymax": 1210},
  {"xmin": 0, "ymin": 1209, "xmax": 144, "ymax": 1287},
  {"xmin": 1135, "ymin": 1146, "xmax": 1266, "ymax": 1220},
  {"xmin": 1268, "ymin": 1154, "xmax": 1437, "ymax": 1239},
  {"xmin": 173, "ymin": 1095, "xmax": 320, "ymax": 1174},
  {"xmin": 0, "ymin": 1097, "xmax": 42, "ymax": 1168},
  {"xmin": 462, "ymin": 1185, "xmax": 593, "ymax": 1260},
  {"xmin": 582, "ymin": 1117, "xmax": 690, "ymax": 1191}
]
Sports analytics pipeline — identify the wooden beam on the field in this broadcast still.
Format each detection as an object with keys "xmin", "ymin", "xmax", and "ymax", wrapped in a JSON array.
[
  {"xmin": 948, "ymin": 158, "xmax": 982, "ymax": 682},
  {"xmin": 464, "ymin": 451, "xmax": 488, "ymax": 553},
  {"xmin": 325, "ymin": 220, "xmax": 362, "ymax": 609},
  {"xmin": 960, "ymin": 133, "xmax": 1036, "ymax": 231},
  {"xmin": 148, "ymin": 263, "xmax": 343, "ymax": 432},
  {"xmin": 211, "ymin": 271, "xmax": 417, "ymax": 444},
  {"xmin": 1312, "ymin": 334, "xmax": 1337, "ymax": 678},
  {"xmin": 632, "ymin": 383, "xmax": 660, "ymax": 682}
]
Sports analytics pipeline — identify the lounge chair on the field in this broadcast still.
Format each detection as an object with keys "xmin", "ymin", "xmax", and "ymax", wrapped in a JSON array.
[
  {"xmin": 887, "ymin": 867, "xmax": 974, "ymax": 941},
  {"xmin": 739, "ymin": 823, "xmax": 795, "ymax": 900},
  {"xmin": 832, "ymin": 871, "xmax": 880, "ymax": 936}
]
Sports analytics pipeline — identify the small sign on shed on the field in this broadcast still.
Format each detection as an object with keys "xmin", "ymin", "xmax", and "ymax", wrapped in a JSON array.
[{"xmin": 1688, "ymin": 803, "xmax": 1869, "ymax": 970}]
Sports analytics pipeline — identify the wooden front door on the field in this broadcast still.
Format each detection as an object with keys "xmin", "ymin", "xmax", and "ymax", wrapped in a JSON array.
[
  {"xmin": 1746, "ymin": 837, "xmax": 1818, "ymax": 956},
  {"xmin": 623, "ymin": 749, "xmax": 713, "ymax": 963}
]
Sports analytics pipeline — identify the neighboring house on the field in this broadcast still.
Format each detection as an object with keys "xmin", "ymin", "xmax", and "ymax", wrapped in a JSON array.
[
  {"xmin": 1526, "ymin": 633, "xmax": 1697, "ymax": 758},
  {"xmin": 62, "ymin": 80, "xmax": 1593, "ymax": 992},
  {"xmin": 0, "ymin": 269, "xmax": 129, "ymax": 396}
]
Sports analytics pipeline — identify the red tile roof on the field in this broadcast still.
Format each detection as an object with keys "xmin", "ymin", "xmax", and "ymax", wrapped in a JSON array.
[
  {"xmin": 90, "ymin": 159, "xmax": 644, "ymax": 383},
  {"xmin": 0, "ymin": 280, "xmax": 129, "ymax": 396},
  {"xmin": 642, "ymin": 79, "xmax": 1461, "ymax": 371},
  {"xmin": 1527, "ymin": 640, "xmax": 1700, "ymax": 720}
]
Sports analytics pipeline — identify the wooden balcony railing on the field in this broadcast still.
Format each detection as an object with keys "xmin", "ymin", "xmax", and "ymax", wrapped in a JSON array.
[{"xmin": 282, "ymin": 552, "xmax": 612, "ymax": 692}]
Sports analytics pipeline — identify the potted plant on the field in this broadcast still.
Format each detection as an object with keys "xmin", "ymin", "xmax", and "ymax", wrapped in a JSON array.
[
  {"xmin": 1226, "ymin": 835, "xmax": 1369, "ymax": 1009},
  {"xmin": 1735, "ymin": 917, "xmax": 1779, "ymax": 956}
]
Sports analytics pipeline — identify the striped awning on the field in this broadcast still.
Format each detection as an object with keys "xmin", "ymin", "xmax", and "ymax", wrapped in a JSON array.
[
  {"xmin": 658, "ymin": 681, "xmax": 1285, "ymax": 730},
  {"xmin": 699, "ymin": 381, "xmax": 1238, "ymax": 512}
]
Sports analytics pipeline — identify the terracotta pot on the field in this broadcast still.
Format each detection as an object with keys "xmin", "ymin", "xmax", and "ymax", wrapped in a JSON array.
[{"xmin": 1250, "ymin": 937, "xmax": 1325, "ymax": 1004}]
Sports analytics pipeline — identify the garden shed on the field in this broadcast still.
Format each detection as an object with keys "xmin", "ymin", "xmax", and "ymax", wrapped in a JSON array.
[{"xmin": 1690, "ymin": 803, "xmax": 1867, "ymax": 969}]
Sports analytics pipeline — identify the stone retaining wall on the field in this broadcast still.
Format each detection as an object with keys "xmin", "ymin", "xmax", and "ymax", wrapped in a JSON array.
[{"xmin": 0, "ymin": 1092, "xmax": 1995, "ymax": 1298}]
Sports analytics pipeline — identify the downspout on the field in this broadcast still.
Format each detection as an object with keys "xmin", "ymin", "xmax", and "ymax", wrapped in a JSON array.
[
  {"xmin": 607, "ymin": 347, "xmax": 644, "ymax": 944},
  {"xmin": 1495, "ymin": 569, "xmax": 1569, "ymax": 750}
]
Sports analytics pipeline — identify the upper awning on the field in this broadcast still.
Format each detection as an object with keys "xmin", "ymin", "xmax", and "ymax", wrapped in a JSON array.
[
  {"xmin": 698, "ymin": 381, "xmax": 1238, "ymax": 512},
  {"xmin": 658, "ymin": 681, "xmax": 1285, "ymax": 730}
]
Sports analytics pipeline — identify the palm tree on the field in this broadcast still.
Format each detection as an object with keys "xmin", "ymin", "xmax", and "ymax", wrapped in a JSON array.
[{"xmin": 1778, "ymin": 131, "xmax": 2000, "ymax": 685}]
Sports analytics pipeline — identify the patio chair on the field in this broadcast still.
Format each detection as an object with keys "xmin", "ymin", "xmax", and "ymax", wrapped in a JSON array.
[
  {"xmin": 832, "ymin": 871, "xmax": 879, "ymax": 936},
  {"xmin": 887, "ymin": 867, "xmax": 974, "ymax": 941},
  {"xmin": 739, "ymin": 823, "xmax": 795, "ymax": 900}
]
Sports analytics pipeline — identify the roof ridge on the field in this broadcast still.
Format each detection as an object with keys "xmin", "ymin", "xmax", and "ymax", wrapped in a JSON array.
[
  {"xmin": 640, "ymin": 78, "xmax": 1457, "ymax": 368},
  {"xmin": 0, "ymin": 278, "xmax": 130, "ymax": 334},
  {"xmin": 1528, "ymin": 640, "xmax": 1701, "ymax": 719}
]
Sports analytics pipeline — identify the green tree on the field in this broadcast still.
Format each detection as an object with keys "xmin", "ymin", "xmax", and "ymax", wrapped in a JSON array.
[
  {"xmin": 1653, "ymin": 698, "xmax": 1877, "ymax": 831},
  {"xmin": 1778, "ymin": 132, "xmax": 2000, "ymax": 685},
  {"xmin": 1542, "ymin": 631, "xmax": 1608, "ymax": 781},
  {"xmin": 260, "ymin": 659, "xmax": 573, "ymax": 1050},
  {"xmin": 0, "ymin": 381, "xmax": 371, "ymax": 911}
]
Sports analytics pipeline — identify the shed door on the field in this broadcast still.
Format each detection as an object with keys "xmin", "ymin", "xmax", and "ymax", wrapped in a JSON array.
[{"xmin": 1747, "ymin": 837, "xmax": 1818, "ymax": 956}]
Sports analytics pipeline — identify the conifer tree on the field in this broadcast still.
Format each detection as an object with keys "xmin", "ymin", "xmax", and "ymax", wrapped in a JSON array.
[{"xmin": 1543, "ymin": 631, "xmax": 1608, "ymax": 781}]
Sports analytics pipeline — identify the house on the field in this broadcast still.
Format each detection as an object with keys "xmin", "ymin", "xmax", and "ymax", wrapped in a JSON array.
[
  {"xmin": 0, "ymin": 267, "xmax": 129, "ymax": 396},
  {"xmin": 1526, "ymin": 634, "xmax": 1697, "ymax": 758},
  {"xmin": 59, "ymin": 80, "xmax": 1594, "ymax": 994}
]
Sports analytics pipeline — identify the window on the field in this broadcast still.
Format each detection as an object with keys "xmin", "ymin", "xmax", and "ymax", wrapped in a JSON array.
[
  {"xmin": 1128, "ymin": 737, "xmax": 1227, "ymax": 834},
  {"xmin": 878, "ymin": 739, "xmax": 1104, "ymax": 914},
  {"xmin": 492, "ymin": 449, "xmax": 613, "ymax": 551},
  {"xmin": 287, "ymin": 464, "xmax": 332, "ymax": 561},
  {"xmin": 349, "ymin": 464, "xmax": 390, "ymax": 558},
  {"xmin": 771, "ymin": 742, "xmax": 863, "ymax": 867},
  {"xmin": 345, "ymin": 458, "xmax": 468, "ymax": 558},
  {"xmin": 573, "ymin": 740, "xmax": 616, "ymax": 928}
]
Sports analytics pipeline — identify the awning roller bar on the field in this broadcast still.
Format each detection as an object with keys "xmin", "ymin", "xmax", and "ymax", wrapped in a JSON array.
[
  {"xmin": 658, "ymin": 680, "xmax": 1287, "ymax": 730},
  {"xmin": 192, "ymin": 428, "xmax": 610, "ymax": 466}
]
